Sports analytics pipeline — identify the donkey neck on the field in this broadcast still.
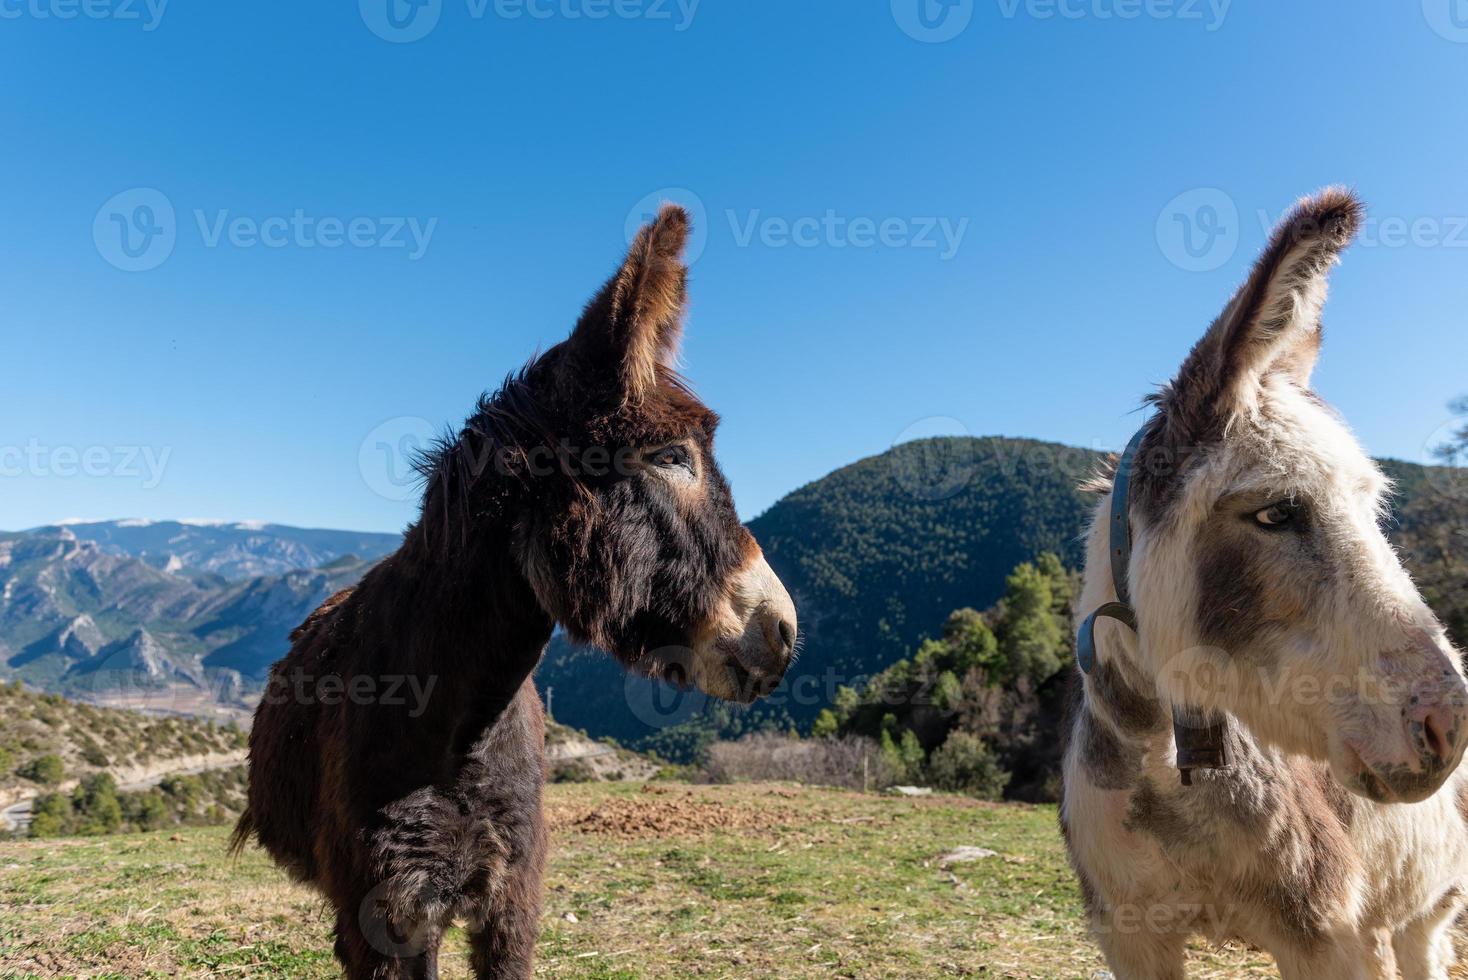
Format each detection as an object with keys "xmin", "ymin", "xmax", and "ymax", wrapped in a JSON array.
[{"xmin": 358, "ymin": 491, "xmax": 555, "ymax": 755}]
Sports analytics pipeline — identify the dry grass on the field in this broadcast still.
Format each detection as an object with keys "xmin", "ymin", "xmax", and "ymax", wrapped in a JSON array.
[{"xmin": 1, "ymin": 781, "xmax": 1465, "ymax": 978}]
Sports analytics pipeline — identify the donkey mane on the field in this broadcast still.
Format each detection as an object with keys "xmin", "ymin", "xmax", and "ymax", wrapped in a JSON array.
[{"xmin": 410, "ymin": 369, "xmax": 559, "ymax": 556}]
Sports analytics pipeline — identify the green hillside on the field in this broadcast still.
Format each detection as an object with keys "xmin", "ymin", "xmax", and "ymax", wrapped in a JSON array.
[
  {"xmin": 751, "ymin": 437, "xmax": 1097, "ymax": 677},
  {"xmin": 0, "ymin": 681, "xmax": 249, "ymax": 839}
]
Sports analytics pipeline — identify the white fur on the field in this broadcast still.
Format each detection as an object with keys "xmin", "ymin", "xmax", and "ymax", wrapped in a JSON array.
[{"xmin": 1064, "ymin": 391, "xmax": 1468, "ymax": 978}]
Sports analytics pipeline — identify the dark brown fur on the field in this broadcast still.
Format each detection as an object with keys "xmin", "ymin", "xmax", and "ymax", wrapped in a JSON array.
[{"xmin": 231, "ymin": 207, "xmax": 763, "ymax": 980}]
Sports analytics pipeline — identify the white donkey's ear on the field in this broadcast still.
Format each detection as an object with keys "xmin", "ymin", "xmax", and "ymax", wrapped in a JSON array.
[
  {"xmin": 568, "ymin": 204, "xmax": 690, "ymax": 405},
  {"xmin": 1163, "ymin": 188, "xmax": 1363, "ymax": 441}
]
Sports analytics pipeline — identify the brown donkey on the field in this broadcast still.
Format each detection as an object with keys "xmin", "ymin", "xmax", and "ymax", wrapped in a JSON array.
[
  {"xmin": 1062, "ymin": 189, "xmax": 1468, "ymax": 978},
  {"xmin": 232, "ymin": 206, "xmax": 797, "ymax": 979}
]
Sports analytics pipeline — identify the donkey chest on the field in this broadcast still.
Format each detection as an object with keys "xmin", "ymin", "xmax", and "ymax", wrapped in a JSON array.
[{"xmin": 1118, "ymin": 763, "xmax": 1365, "ymax": 935}]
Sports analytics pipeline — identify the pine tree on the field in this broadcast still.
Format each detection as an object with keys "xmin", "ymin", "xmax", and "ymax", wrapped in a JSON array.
[{"xmin": 996, "ymin": 562, "xmax": 1065, "ymax": 684}]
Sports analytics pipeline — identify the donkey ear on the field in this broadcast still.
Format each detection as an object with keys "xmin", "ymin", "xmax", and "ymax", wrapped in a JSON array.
[
  {"xmin": 1163, "ymin": 188, "xmax": 1363, "ymax": 440},
  {"xmin": 568, "ymin": 204, "xmax": 691, "ymax": 405}
]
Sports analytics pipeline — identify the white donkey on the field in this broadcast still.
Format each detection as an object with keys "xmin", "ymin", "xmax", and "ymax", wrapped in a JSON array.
[{"xmin": 1062, "ymin": 188, "xmax": 1468, "ymax": 979}]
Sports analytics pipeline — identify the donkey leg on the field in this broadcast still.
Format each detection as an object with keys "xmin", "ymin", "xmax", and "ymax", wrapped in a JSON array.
[
  {"xmin": 1092, "ymin": 916, "xmax": 1187, "ymax": 980},
  {"xmin": 1393, "ymin": 889, "xmax": 1465, "ymax": 980},
  {"xmin": 333, "ymin": 909, "xmax": 378, "ymax": 980},
  {"xmin": 340, "ymin": 898, "xmax": 444, "ymax": 980},
  {"xmin": 1272, "ymin": 934, "xmax": 1380, "ymax": 980},
  {"xmin": 466, "ymin": 833, "xmax": 546, "ymax": 980},
  {"xmin": 466, "ymin": 866, "xmax": 543, "ymax": 980}
]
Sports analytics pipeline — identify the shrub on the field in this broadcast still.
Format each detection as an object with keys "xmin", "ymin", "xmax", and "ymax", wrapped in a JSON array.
[
  {"xmin": 811, "ymin": 710, "xmax": 840, "ymax": 739},
  {"xmin": 17, "ymin": 754, "xmax": 64, "ymax": 786},
  {"xmin": 549, "ymin": 759, "xmax": 596, "ymax": 784},
  {"xmin": 126, "ymin": 792, "xmax": 171, "ymax": 832},
  {"xmin": 159, "ymin": 774, "xmax": 201, "ymax": 813},
  {"xmin": 72, "ymin": 774, "xmax": 123, "ymax": 834},
  {"xmin": 933, "ymin": 671, "xmax": 963, "ymax": 712},
  {"xmin": 928, "ymin": 731, "xmax": 1010, "ymax": 800},
  {"xmin": 29, "ymin": 794, "xmax": 72, "ymax": 838}
]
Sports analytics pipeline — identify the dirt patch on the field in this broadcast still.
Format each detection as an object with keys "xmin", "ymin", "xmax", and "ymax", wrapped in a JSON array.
[{"xmin": 550, "ymin": 790, "xmax": 801, "ymax": 840}]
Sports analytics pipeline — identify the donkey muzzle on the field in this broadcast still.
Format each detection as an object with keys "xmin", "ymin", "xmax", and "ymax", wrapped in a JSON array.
[
  {"xmin": 692, "ymin": 549, "xmax": 797, "ymax": 704},
  {"xmin": 1340, "ymin": 639, "xmax": 1468, "ymax": 804}
]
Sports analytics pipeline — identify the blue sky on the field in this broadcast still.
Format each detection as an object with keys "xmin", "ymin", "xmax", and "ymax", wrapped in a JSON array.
[{"xmin": 3, "ymin": 1, "xmax": 1468, "ymax": 533}]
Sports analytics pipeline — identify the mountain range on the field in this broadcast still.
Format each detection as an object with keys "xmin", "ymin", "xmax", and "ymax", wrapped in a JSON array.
[
  {"xmin": 3, "ymin": 439, "xmax": 1465, "ymax": 748},
  {"xmin": 0, "ymin": 525, "xmax": 377, "ymax": 708},
  {"xmin": 27, "ymin": 520, "xmax": 399, "ymax": 581}
]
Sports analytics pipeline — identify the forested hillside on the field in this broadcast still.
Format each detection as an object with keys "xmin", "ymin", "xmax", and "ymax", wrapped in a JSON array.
[{"xmin": 538, "ymin": 437, "xmax": 1468, "ymax": 759}]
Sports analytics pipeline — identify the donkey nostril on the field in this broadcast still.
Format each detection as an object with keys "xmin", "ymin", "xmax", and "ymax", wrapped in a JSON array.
[
  {"xmin": 1421, "ymin": 707, "xmax": 1454, "ymax": 766},
  {"xmin": 777, "ymin": 620, "xmax": 795, "ymax": 656}
]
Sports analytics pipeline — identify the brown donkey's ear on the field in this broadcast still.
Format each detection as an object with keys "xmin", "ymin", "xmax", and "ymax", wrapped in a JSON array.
[
  {"xmin": 1160, "ymin": 187, "xmax": 1363, "ymax": 444},
  {"xmin": 568, "ymin": 204, "xmax": 691, "ymax": 405}
]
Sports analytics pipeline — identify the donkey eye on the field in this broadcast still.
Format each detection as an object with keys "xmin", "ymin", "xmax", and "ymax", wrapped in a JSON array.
[
  {"xmin": 647, "ymin": 446, "xmax": 691, "ymax": 470},
  {"xmin": 1254, "ymin": 502, "xmax": 1299, "ymax": 529}
]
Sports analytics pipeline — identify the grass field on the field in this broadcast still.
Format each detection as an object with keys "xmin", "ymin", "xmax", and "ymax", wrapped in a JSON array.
[{"xmin": 0, "ymin": 780, "xmax": 1410, "ymax": 979}]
